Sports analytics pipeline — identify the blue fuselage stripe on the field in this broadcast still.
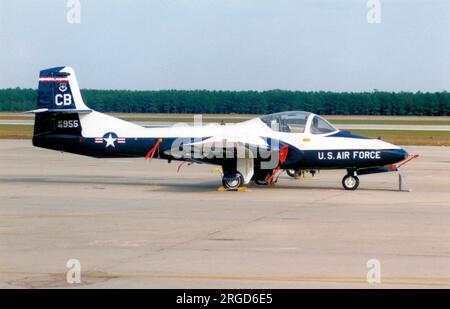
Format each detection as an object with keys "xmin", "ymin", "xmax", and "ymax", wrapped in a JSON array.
[{"xmin": 33, "ymin": 135, "xmax": 407, "ymax": 170}]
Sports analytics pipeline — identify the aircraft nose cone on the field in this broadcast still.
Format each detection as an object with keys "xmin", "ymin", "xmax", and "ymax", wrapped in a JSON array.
[
  {"xmin": 394, "ymin": 148, "xmax": 409, "ymax": 163},
  {"xmin": 400, "ymin": 148, "xmax": 409, "ymax": 159}
]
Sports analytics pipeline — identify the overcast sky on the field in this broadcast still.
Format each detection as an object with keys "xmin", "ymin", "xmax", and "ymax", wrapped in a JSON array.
[{"xmin": 0, "ymin": 0, "xmax": 449, "ymax": 91}]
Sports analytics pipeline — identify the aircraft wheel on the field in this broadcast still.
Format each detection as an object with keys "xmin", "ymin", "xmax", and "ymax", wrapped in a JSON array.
[
  {"xmin": 286, "ymin": 169, "xmax": 299, "ymax": 178},
  {"xmin": 222, "ymin": 173, "xmax": 244, "ymax": 190},
  {"xmin": 342, "ymin": 174, "xmax": 359, "ymax": 190},
  {"xmin": 252, "ymin": 170, "xmax": 271, "ymax": 185},
  {"xmin": 254, "ymin": 178, "xmax": 269, "ymax": 185}
]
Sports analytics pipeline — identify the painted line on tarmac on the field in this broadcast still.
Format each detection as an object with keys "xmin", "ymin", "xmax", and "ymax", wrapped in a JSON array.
[
  {"xmin": 1, "ymin": 120, "xmax": 450, "ymax": 131},
  {"xmin": 2, "ymin": 271, "xmax": 450, "ymax": 287}
]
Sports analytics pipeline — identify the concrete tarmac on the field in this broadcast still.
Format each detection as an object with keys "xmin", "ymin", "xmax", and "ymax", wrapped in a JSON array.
[{"xmin": 0, "ymin": 140, "xmax": 449, "ymax": 288}]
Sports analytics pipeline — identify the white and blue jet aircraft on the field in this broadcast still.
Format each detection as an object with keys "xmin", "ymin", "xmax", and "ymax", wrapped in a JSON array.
[{"xmin": 29, "ymin": 67, "xmax": 410, "ymax": 190}]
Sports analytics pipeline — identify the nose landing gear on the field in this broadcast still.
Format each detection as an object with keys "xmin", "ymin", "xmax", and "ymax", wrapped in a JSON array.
[{"xmin": 342, "ymin": 174, "xmax": 360, "ymax": 190}]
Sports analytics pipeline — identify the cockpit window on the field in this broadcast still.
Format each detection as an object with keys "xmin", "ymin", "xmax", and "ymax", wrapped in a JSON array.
[
  {"xmin": 310, "ymin": 116, "xmax": 337, "ymax": 134},
  {"xmin": 282, "ymin": 114, "xmax": 309, "ymax": 133},
  {"xmin": 260, "ymin": 111, "xmax": 310, "ymax": 133}
]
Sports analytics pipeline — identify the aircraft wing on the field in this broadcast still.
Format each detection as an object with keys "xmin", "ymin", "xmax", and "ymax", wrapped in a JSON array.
[
  {"xmin": 185, "ymin": 135, "xmax": 270, "ymax": 150},
  {"xmin": 163, "ymin": 134, "xmax": 271, "ymax": 161}
]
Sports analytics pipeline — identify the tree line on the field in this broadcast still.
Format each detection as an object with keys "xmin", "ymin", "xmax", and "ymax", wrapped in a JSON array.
[{"xmin": 0, "ymin": 88, "xmax": 449, "ymax": 115}]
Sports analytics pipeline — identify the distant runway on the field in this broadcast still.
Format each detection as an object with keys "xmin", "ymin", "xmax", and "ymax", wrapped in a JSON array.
[
  {"xmin": 0, "ymin": 140, "xmax": 450, "ymax": 288},
  {"xmin": 1, "ymin": 119, "xmax": 450, "ymax": 131}
]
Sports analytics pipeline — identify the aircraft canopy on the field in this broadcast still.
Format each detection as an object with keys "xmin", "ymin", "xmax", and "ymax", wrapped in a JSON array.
[{"xmin": 259, "ymin": 111, "xmax": 337, "ymax": 134}]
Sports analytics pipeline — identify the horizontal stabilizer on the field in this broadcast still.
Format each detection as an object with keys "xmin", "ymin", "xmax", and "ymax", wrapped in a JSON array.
[{"xmin": 25, "ymin": 108, "xmax": 92, "ymax": 114}]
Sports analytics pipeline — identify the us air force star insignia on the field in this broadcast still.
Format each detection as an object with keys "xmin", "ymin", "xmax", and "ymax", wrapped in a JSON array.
[{"xmin": 104, "ymin": 133, "xmax": 117, "ymax": 148}]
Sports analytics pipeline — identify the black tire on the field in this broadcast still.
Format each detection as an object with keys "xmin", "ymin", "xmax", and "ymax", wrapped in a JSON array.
[
  {"xmin": 252, "ymin": 170, "xmax": 271, "ymax": 185},
  {"xmin": 254, "ymin": 178, "xmax": 269, "ymax": 185},
  {"xmin": 286, "ymin": 169, "xmax": 299, "ymax": 178},
  {"xmin": 342, "ymin": 175, "xmax": 359, "ymax": 190},
  {"xmin": 222, "ymin": 172, "xmax": 244, "ymax": 190}
]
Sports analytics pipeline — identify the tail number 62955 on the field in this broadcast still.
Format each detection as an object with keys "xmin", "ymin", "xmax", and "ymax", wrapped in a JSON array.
[{"xmin": 58, "ymin": 120, "xmax": 79, "ymax": 129}]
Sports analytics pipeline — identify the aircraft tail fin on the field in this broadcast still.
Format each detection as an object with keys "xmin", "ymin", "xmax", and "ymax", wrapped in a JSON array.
[
  {"xmin": 30, "ymin": 67, "xmax": 142, "ymax": 149},
  {"xmin": 30, "ymin": 67, "xmax": 91, "ymax": 141},
  {"xmin": 27, "ymin": 66, "xmax": 91, "ymax": 114}
]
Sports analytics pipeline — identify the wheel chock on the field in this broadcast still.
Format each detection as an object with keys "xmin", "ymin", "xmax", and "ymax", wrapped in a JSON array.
[{"xmin": 217, "ymin": 186, "xmax": 248, "ymax": 192}]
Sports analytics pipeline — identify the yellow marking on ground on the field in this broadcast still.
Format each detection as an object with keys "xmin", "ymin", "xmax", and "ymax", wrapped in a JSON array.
[
  {"xmin": 146, "ymin": 185, "xmax": 161, "ymax": 190},
  {"xmin": 211, "ymin": 168, "xmax": 222, "ymax": 173},
  {"xmin": 217, "ymin": 187, "xmax": 248, "ymax": 192},
  {"xmin": 2, "ymin": 271, "xmax": 450, "ymax": 287},
  {"xmin": 299, "ymin": 176, "xmax": 321, "ymax": 181}
]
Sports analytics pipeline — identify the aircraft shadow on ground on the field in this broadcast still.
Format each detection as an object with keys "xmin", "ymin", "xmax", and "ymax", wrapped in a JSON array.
[{"xmin": 1, "ymin": 176, "xmax": 401, "ymax": 193}]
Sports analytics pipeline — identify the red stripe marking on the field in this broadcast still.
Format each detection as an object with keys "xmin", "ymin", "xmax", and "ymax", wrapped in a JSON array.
[
  {"xmin": 39, "ymin": 77, "xmax": 69, "ymax": 82},
  {"xmin": 267, "ymin": 145, "xmax": 289, "ymax": 184},
  {"xmin": 387, "ymin": 164, "xmax": 397, "ymax": 171},
  {"xmin": 146, "ymin": 139, "xmax": 162, "ymax": 160},
  {"xmin": 396, "ymin": 154, "xmax": 419, "ymax": 169},
  {"xmin": 279, "ymin": 145, "xmax": 289, "ymax": 164}
]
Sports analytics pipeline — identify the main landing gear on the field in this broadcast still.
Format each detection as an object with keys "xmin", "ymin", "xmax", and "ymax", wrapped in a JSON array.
[
  {"xmin": 251, "ymin": 169, "xmax": 272, "ymax": 186},
  {"xmin": 221, "ymin": 158, "xmax": 254, "ymax": 191},
  {"xmin": 254, "ymin": 178, "xmax": 270, "ymax": 186},
  {"xmin": 286, "ymin": 169, "xmax": 299, "ymax": 178},
  {"xmin": 286, "ymin": 169, "xmax": 318, "ymax": 179},
  {"xmin": 222, "ymin": 172, "xmax": 244, "ymax": 190}
]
